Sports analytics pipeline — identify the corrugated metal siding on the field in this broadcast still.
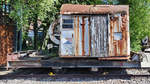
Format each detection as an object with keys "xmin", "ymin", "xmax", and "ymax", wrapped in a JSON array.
[
  {"xmin": 108, "ymin": 13, "xmax": 129, "ymax": 56},
  {"xmin": 61, "ymin": 31, "xmax": 74, "ymax": 55},
  {"xmin": 74, "ymin": 16, "xmax": 78, "ymax": 56},
  {"xmin": 60, "ymin": 13, "xmax": 130, "ymax": 58},
  {"xmin": 60, "ymin": 15, "xmax": 74, "ymax": 56},
  {"xmin": 91, "ymin": 15, "xmax": 108, "ymax": 57},
  {"xmin": 78, "ymin": 16, "xmax": 82, "ymax": 55},
  {"xmin": 127, "ymin": 14, "xmax": 130, "ymax": 56},
  {"xmin": 84, "ymin": 17, "xmax": 90, "ymax": 55},
  {"xmin": 61, "ymin": 15, "xmax": 90, "ymax": 57},
  {"xmin": 74, "ymin": 16, "xmax": 90, "ymax": 56}
]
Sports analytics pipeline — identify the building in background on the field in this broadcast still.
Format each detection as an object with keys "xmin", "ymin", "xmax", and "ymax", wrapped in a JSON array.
[{"xmin": 0, "ymin": 2, "xmax": 17, "ymax": 65}]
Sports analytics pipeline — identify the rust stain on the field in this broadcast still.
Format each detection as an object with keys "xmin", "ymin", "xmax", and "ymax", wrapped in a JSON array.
[
  {"xmin": 60, "ymin": 4, "xmax": 129, "ymax": 15},
  {"xmin": 0, "ymin": 25, "xmax": 14, "ymax": 65},
  {"xmin": 76, "ymin": 16, "xmax": 80, "ymax": 56},
  {"xmin": 98, "ymin": 56, "xmax": 130, "ymax": 60},
  {"xmin": 61, "ymin": 9, "xmax": 129, "ymax": 59},
  {"xmin": 82, "ymin": 16, "xmax": 85, "ymax": 56},
  {"xmin": 88, "ymin": 17, "xmax": 91, "ymax": 56},
  {"xmin": 123, "ymin": 14, "xmax": 128, "ymax": 55},
  {"xmin": 109, "ymin": 18, "xmax": 113, "ymax": 56},
  {"xmin": 74, "ymin": 16, "xmax": 77, "ymax": 56},
  {"xmin": 109, "ymin": 14, "xmax": 128, "ymax": 57},
  {"xmin": 119, "ymin": 40, "xmax": 123, "ymax": 56},
  {"xmin": 114, "ymin": 41, "xmax": 117, "ymax": 56},
  {"xmin": 60, "ymin": 4, "xmax": 130, "ymax": 59},
  {"xmin": 117, "ymin": 17, "xmax": 119, "ymax": 32}
]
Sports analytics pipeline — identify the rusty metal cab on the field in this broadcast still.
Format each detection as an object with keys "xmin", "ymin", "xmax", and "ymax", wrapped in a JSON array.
[{"xmin": 59, "ymin": 4, "xmax": 130, "ymax": 60}]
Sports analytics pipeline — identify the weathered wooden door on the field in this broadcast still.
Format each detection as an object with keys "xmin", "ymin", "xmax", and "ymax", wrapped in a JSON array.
[{"xmin": 91, "ymin": 15, "xmax": 108, "ymax": 57}]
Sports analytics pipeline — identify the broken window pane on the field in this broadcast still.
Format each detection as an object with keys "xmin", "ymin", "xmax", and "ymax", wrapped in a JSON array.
[{"xmin": 114, "ymin": 32, "xmax": 122, "ymax": 40}]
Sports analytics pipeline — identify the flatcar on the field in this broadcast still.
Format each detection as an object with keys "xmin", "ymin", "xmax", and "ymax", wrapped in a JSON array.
[{"xmin": 6, "ymin": 4, "xmax": 150, "ymax": 70}]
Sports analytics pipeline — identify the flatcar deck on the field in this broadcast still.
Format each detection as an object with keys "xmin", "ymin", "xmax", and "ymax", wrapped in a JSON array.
[
  {"xmin": 7, "ymin": 57, "xmax": 140, "ymax": 69},
  {"xmin": 6, "ymin": 51, "xmax": 150, "ymax": 69}
]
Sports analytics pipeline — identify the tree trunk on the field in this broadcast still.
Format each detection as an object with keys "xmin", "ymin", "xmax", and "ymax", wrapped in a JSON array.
[{"xmin": 34, "ymin": 14, "xmax": 38, "ymax": 50}]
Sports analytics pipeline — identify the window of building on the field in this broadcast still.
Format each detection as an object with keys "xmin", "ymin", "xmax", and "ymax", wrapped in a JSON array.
[
  {"xmin": 114, "ymin": 32, "xmax": 122, "ymax": 40},
  {"xmin": 62, "ymin": 19, "xmax": 73, "ymax": 29}
]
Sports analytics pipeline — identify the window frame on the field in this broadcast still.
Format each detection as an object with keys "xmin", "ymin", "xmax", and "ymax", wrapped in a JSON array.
[
  {"xmin": 113, "ymin": 32, "xmax": 123, "ymax": 40},
  {"xmin": 62, "ymin": 18, "xmax": 74, "ymax": 30}
]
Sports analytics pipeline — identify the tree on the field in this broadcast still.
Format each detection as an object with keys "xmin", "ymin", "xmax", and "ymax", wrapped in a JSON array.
[
  {"xmin": 9, "ymin": 0, "xmax": 57, "ymax": 50},
  {"xmin": 9, "ymin": 0, "xmax": 150, "ymax": 52},
  {"xmin": 128, "ymin": 0, "xmax": 150, "ymax": 51}
]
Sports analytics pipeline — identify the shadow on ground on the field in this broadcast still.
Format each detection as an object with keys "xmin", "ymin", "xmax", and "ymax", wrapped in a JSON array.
[{"xmin": 0, "ymin": 68, "xmax": 131, "ymax": 82}]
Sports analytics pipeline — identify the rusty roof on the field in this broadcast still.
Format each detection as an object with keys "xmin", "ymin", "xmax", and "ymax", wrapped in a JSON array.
[{"xmin": 60, "ymin": 4, "xmax": 129, "ymax": 15}]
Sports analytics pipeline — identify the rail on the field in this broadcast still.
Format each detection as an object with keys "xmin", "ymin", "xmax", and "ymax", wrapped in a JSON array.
[{"xmin": 1, "ymin": 74, "xmax": 150, "ymax": 79}]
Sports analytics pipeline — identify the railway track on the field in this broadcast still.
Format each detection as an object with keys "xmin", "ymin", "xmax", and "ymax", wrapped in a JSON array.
[
  {"xmin": 1, "ymin": 68, "xmax": 150, "ymax": 79},
  {"xmin": 1, "ymin": 74, "xmax": 150, "ymax": 79}
]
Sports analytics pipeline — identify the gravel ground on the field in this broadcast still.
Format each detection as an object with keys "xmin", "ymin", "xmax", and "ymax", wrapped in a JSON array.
[
  {"xmin": 0, "ymin": 76, "xmax": 150, "ymax": 84},
  {"xmin": 0, "ymin": 68, "xmax": 150, "ymax": 84}
]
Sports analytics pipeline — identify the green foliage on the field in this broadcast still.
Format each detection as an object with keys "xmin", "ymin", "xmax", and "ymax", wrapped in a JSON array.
[
  {"xmin": 106, "ymin": 0, "xmax": 119, "ymax": 4},
  {"xmin": 9, "ymin": 0, "xmax": 56, "ymax": 29},
  {"xmin": 9, "ymin": 0, "xmax": 57, "ymax": 50},
  {"xmin": 97, "ymin": 0, "xmax": 150, "ymax": 51},
  {"xmin": 114, "ymin": 0, "xmax": 150, "ymax": 51},
  {"xmin": 129, "ymin": 0, "xmax": 150, "ymax": 51},
  {"xmin": 9, "ymin": 0, "xmax": 29, "ymax": 31},
  {"xmin": 8, "ymin": 0, "xmax": 150, "ymax": 52}
]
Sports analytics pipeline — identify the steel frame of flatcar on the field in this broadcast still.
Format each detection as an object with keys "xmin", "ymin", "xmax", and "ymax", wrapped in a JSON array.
[
  {"xmin": 6, "ymin": 51, "xmax": 150, "ymax": 69},
  {"xmin": 5, "ymin": 55, "xmax": 145, "ymax": 69},
  {"xmin": 7, "ymin": 58, "xmax": 141, "ymax": 69}
]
